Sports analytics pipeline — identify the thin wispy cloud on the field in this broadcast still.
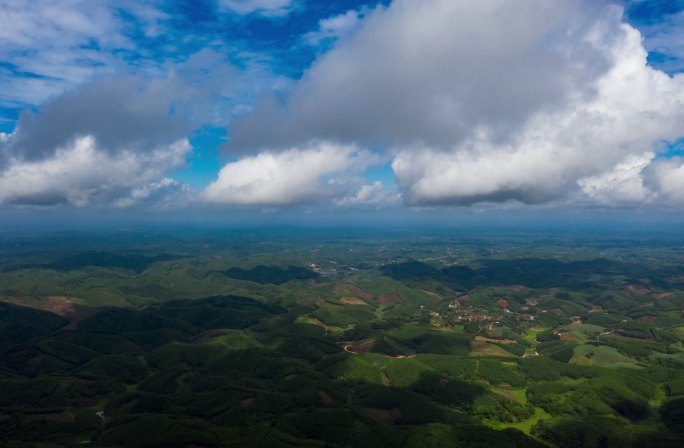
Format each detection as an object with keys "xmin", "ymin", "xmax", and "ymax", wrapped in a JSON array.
[
  {"xmin": 302, "ymin": 8, "xmax": 366, "ymax": 46},
  {"xmin": 0, "ymin": 0, "xmax": 164, "ymax": 108},
  {"xmin": 218, "ymin": 0, "xmax": 298, "ymax": 17}
]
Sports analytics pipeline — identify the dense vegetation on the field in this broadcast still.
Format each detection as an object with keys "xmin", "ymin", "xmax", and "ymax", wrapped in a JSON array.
[{"xmin": 1, "ymin": 228, "xmax": 683, "ymax": 447}]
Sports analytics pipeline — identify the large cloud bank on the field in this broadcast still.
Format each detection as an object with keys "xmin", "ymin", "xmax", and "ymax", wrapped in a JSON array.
[
  {"xmin": 0, "ymin": 73, "xmax": 198, "ymax": 208},
  {"xmin": 3, "ymin": 0, "xmax": 684, "ymax": 210},
  {"xmin": 221, "ymin": 0, "xmax": 684, "ymax": 207},
  {"xmin": 0, "ymin": 49, "xmax": 258, "ymax": 208},
  {"xmin": 0, "ymin": 135, "xmax": 190, "ymax": 207}
]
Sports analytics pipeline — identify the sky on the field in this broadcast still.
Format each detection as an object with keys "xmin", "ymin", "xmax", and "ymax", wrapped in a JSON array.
[{"xmin": 1, "ymin": 0, "xmax": 684, "ymax": 220}]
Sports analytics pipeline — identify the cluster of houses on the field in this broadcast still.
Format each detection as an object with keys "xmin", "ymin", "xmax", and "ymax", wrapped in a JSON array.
[{"xmin": 425, "ymin": 294, "xmax": 539, "ymax": 328}]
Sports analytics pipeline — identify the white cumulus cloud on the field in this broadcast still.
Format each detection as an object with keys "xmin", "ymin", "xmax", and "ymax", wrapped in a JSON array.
[
  {"xmin": 392, "ymin": 21, "xmax": 684, "ymax": 205},
  {"xmin": 303, "ymin": 9, "xmax": 364, "ymax": 46},
  {"xmin": 648, "ymin": 158, "xmax": 684, "ymax": 205},
  {"xmin": 0, "ymin": 135, "xmax": 190, "ymax": 207},
  {"xmin": 203, "ymin": 142, "xmax": 373, "ymax": 205},
  {"xmin": 112, "ymin": 178, "xmax": 195, "ymax": 209},
  {"xmin": 334, "ymin": 181, "xmax": 401, "ymax": 207},
  {"xmin": 577, "ymin": 152, "xmax": 655, "ymax": 205},
  {"xmin": 228, "ymin": 0, "xmax": 684, "ymax": 208}
]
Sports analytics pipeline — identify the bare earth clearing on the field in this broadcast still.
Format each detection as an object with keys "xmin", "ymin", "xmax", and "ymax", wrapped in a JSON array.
[{"xmin": 340, "ymin": 296, "xmax": 369, "ymax": 305}]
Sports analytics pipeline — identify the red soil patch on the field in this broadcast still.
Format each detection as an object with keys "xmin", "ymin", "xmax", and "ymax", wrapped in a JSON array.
[
  {"xmin": 13, "ymin": 296, "xmax": 95, "ymax": 330},
  {"xmin": 193, "ymin": 328, "xmax": 236, "ymax": 342},
  {"xmin": 378, "ymin": 290, "xmax": 402, "ymax": 305},
  {"xmin": 491, "ymin": 389, "xmax": 516, "ymax": 401},
  {"xmin": 334, "ymin": 284, "xmax": 373, "ymax": 300},
  {"xmin": 475, "ymin": 336, "xmax": 516, "ymax": 345},
  {"xmin": 46, "ymin": 296, "xmax": 95, "ymax": 321},
  {"xmin": 547, "ymin": 308, "xmax": 566, "ymax": 316},
  {"xmin": 657, "ymin": 292, "xmax": 673, "ymax": 300},
  {"xmin": 305, "ymin": 318, "xmax": 333, "ymax": 334},
  {"xmin": 628, "ymin": 284, "xmax": 650, "ymax": 295},
  {"xmin": 319, "ymin": 390, "xmax": 335, "ymax": 406},
  {"xmin": 240, "ymin": 397, "xmax": 256, "ymax": 407},
  {"xmin": 384, "ymin": 353, "xmax": 416, "ymax": 359},
  {"xmin": 340, "ymin": 297, "xmax": 368, "ymax": 305},
  {"xmin": 420, "ymin": 290, "xmax": 442, "ymax": 299},
  {"xmin": 612, "ymin": 334, "xmax": 655, "ymax": 342},
  {"xmin": 640, "ymin": 315, "xmax": 657, "ymax": 323},
  {"xmin": 362, "ymin": 407, "xmax": 401, "ymax": 422},
  {"xmin": 344, "ymin": 339, "xmax": 376, "ymax": 354},
  {"xmin": 471, "ymin": 342, "xmax": 513, "ymax": 357},
  {"xmin": 496, "ymin": 299, "xmax": 510, "ymax": 309}
]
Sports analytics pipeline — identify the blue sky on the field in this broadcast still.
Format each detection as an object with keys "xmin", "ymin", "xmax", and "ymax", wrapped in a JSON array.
[{"xmin": 1, "ymin": 0, "xmax": 684, "ymax": 214}]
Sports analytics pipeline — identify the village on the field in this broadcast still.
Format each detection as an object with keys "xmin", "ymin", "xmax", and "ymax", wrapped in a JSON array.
[{"xmin": 422, "ymin": 293, "xmax": 539, "ymax": 333}]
